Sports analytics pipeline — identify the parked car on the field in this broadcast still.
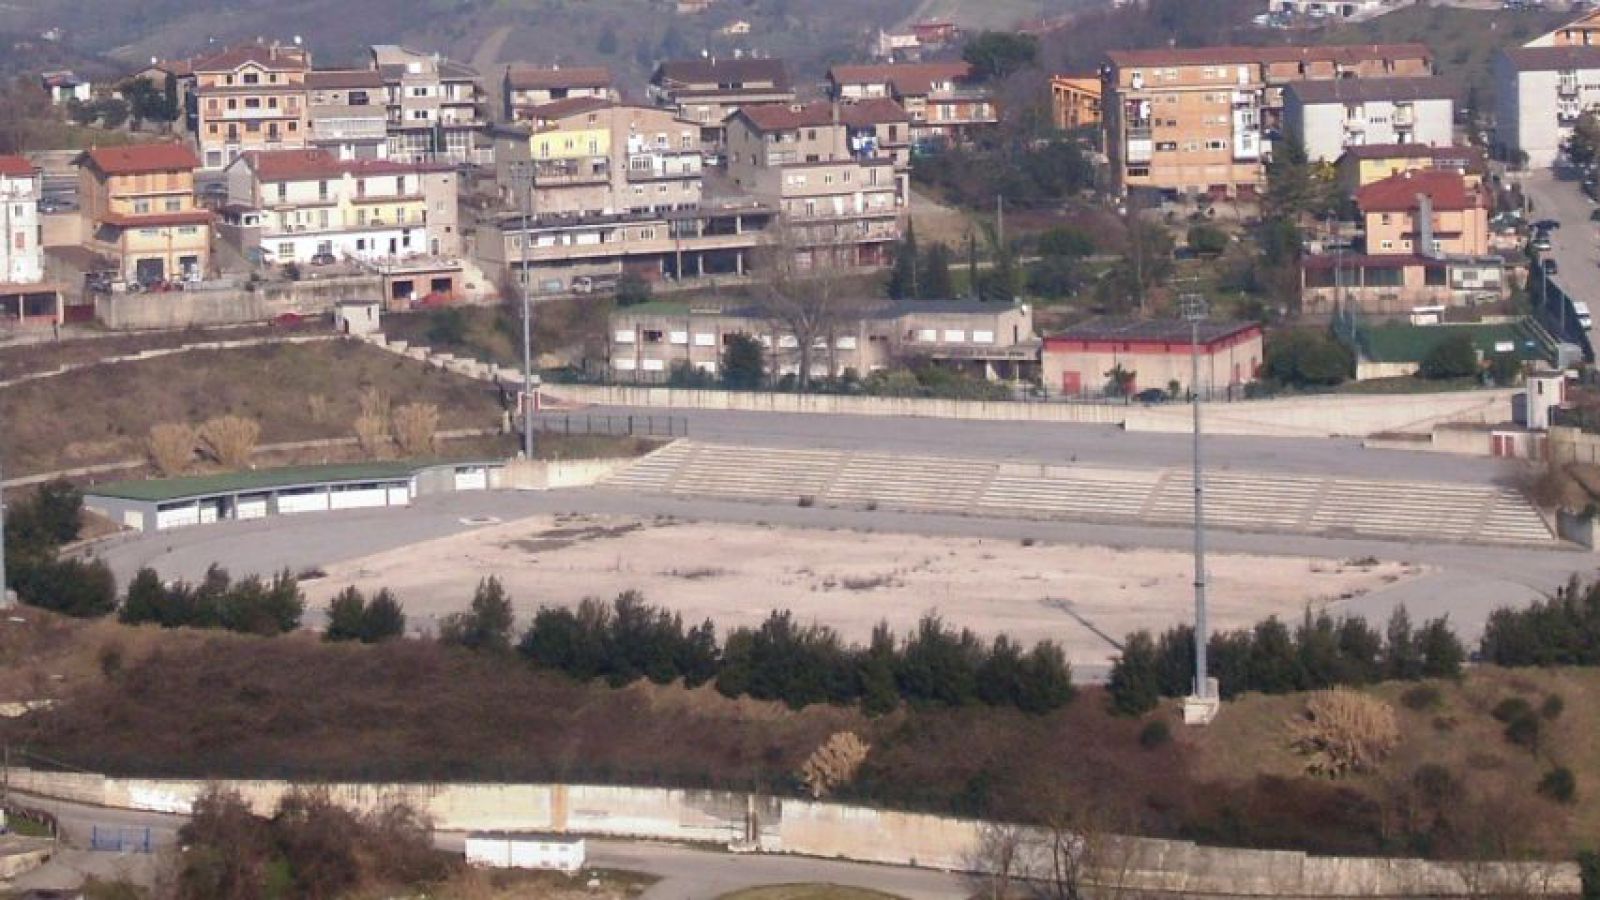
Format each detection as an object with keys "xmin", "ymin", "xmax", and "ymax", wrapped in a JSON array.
[
  {"xmin": 310, "ymin": 251, "xmax": 336, "ymax": 266},
  {"xmin": 571, "ymin": 274, "xmax": 619, "ymax": 294},
  {"xmin": 1576, "ymin": 301, "xmax": 1593, "ymax": 330},
  {"xmin": 1534, "ymin": 218, "xmax": 1561, "ymax": 231},
  {"xmin": 1134, "ymin": 388, "xmax": 1169, "ymax": 404},
  {"xmin": 1532, "ymin": 234, "xmax": 1553, "ymax": 251},
  {"xmin": 1543, "ymin": 258, "xmax": 1559, "ymax": 275},
  {"xmin": 1589, "ymin": 208, "xmax": 1600, "ymax": 222}
]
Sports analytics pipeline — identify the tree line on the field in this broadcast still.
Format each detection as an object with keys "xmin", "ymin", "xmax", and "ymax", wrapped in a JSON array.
[
  {"xmin": 1108, "ymin": 606, "xmax": 1465, "ymax": 715},
  {"xmin": 1481, "ymin": 578, "xmax": 1600, "ymax": 667},
  {"xmin": 122, "ymin": 565, "xmax": 304, "ymax": 636}
]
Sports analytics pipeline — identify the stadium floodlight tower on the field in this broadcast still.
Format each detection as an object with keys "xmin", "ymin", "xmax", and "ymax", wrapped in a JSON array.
[
  {"xmin": 510, "ymin": 161, "xmax": 538, "ymax": 460},
  {"xmin": 1179, "ymin": 292, "xmax": 1219, "ymax": 726}
]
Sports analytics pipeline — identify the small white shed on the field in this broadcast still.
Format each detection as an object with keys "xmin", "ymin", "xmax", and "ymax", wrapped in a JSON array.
[
  {"xmin": 464, "ymin": 832, "xmax": 586, "ymax": 873},
  {"xmin": 334, "ymin": 300, "xmax": 382, "ymax": 336}
]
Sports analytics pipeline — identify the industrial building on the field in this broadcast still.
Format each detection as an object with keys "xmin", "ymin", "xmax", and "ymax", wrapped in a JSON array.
[{"xmin": 1041, "ymin": 319, "xmax": 1263, "ymax": 398}]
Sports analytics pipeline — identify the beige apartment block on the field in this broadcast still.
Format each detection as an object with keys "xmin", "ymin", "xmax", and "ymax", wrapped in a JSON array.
[
  {"xmin": 1104, "ymin": 43, "xmax": 1432, "ymax": 198},
  {"xmin": 77, "ymin": 143, "xmax": 212, "ymax": 283},
  {"xmin": 372, "ymin": 45, "xmax": 486, "ymax": 165},
  {"xmin": 504, "ymin": 65, "xmax": 616, "ymax": 120},
  {"xmin": 826, "ymin": 61, "xmax": 996, "ymax": 145},
  {"xmin": 648, "ymin": 57, "xmax": 794, "ymax": 151},
  {"xmin": 193, "ymin": 42, "xmax": 312, "ymax": 170}
]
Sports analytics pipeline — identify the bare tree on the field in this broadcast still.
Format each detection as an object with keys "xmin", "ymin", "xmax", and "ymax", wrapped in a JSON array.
[
  {"xmin": 146, "ymin": 423, "xmax": 197, "ymax": 476},
  {"xmin": 392, "ymin": 403, "xmax": 440, "ymax": 457},
  {"xmin": 198, "ymin": 416, "xmax": 260, "ymax": 469},
  {"xmin": 751, "ymin": 219, "xmax": 869, "ymax": 391}
]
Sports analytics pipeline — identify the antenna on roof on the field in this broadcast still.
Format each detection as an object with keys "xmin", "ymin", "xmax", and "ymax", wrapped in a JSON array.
[{"xmin": 293, "ymin": 35, "xmax": 303, "ymax": 46}]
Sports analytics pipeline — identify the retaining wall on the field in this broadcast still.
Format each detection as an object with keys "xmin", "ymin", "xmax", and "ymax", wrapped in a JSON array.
[
  {"xmin": 500, "ymin": 456, "xmax": 641, "ymax": 490},
  {"xmin": 541, "ymin": 384, "xmax": 1516, "ymax": 439},
  {"xmin": 95, "ymin": 276, "xmax": 381, "ymax": 330},
  {"xmin": 4, "ymin": 769, "xmax": 1576, "ymax": 897}
]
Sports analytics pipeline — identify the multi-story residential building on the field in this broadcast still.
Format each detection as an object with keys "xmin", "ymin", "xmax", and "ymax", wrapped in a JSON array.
[
  {"xmin": 307, "ymin": 69, "xmax": 389, "ymax": 161},
  {"xmin": 223, "ymin": 148, "xmax": 456, "ymax": 264},
  {"xmin": 78, "ymin": 143, "xmax": 212, "ymax": 283},
  {"xmin": 1524, "ymin": 8, "xmax": 1600, "ymax": 47},
  {"xmin": 1300, "ymin": 169, "xmax": 1502, "ymax": 315},
  {"xmin": 491, "ymin": 102, "xmax": 705, "ymax": 217},
  {"xmin": 725, "ymin": 99, "xmax": 913, "ymax": 172},
  {"xmin": 726, "ymin": 101, "xmax": 906, "ymax": 268},
  {"xmin": 503, "ymin": 65, "xmax": 616, "ymax": 121},
  {"xmin": 1494, "ymin": 45, "xmax": 1600, "ymax": 169},
  {"xmin": 609, "ymin": 298, "xmax": 1037, "ymax": 383},
  {"xmin": 1283, "ymin": 76, "xmax": 1455, "ymax": 162},
  {"xmin": 648, "ymin": 57, "xmax": 794, "ymax": 151},
  {"xmin": 1051, "ymin": 75, "xmax": 1102, "ymax": 132},
  {"xmin": 1104, "ymin": 43, "xmax": 1433, "ymax": 198},
  {"xmin": 371, "ymin": 45, "xmax": 486, "ymax": 164},
  {"xmin": 475, "ymin": 196, "xmax": 777, "ymax": 294},
  {"xmin": 826, "ymin": 62, "xmax": 996, "ymax": 145},
  {"xmin": 192, "ymin": 42, "xmax": 312, "ymax": 170},
  {"xmin": 1269, "ymin": 0, "xmax": 1384, "ymax": 18},
  {"xmin": 0, "ymin": 155, "xmax": 59, "ymax": 328},
  {"xmin": 1334, "ymin": 142, "xmax": 1486, "ymax": 193}
]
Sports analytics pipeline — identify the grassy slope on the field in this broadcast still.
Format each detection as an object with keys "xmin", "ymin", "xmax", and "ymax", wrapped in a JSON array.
[{"xmin": 0, "ymin": 339, "xmax": 504, "ymax": 476}]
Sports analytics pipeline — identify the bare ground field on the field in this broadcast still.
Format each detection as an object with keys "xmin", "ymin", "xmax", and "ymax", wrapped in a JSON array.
[{"xmin": 306, "ymin": 514, "xmax": 1424, "ymax": 670}]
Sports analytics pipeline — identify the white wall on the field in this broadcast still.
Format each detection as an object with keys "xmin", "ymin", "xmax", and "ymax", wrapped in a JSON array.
[
  {"xmin": 1291, "ymin": 98, "xmax": 1454, "ymax": 163},
  {"xmin": 261, "ymin": 226, "xmax": 429, "ymax": 264},
  {"xmin": 0, "ymin": 173, "xmax": 42, "ymax": 283}
]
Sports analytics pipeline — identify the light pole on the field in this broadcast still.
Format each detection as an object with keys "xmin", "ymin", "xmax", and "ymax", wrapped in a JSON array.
[
  {"xmin": 1179, "ymin": 292, "xmax": 1215, "ymax": 723},
  {"xmin": 0, "ymin": 446, "xmax": 9, "ymax": 609},
  {"xmin": 512, "ymin": 162, "xmax": 536, "ymax": 460}
]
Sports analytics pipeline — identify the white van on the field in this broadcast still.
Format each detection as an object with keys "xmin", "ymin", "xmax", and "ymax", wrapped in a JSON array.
[{"xmin": 1575, "ymin": 301, "xmax": 1593, "ymax": 330}]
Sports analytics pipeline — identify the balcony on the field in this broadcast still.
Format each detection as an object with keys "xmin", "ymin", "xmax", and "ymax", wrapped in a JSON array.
[
  {"xmin": 532, "ymin": 160, "xmax": 610, "ymax": 186},
  {"xmin": 1559, "ymin": 79, "xmax": 1580, "ymax": 97},
  {"xmin": 1343, "ymin": 118, "xmax": 1366, "ymax": 132}
]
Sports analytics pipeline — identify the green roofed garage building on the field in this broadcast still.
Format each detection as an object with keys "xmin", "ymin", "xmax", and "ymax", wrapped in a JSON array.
[
  {"xmin": 85, "ymin": 461, "xmax": 503, "ymax": 532},
  {"xmin": 1347, "ymin": 319, "xmax": 1558, "ymax": 381}
]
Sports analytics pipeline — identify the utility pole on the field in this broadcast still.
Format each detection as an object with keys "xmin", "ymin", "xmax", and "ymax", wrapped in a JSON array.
[
  {"xmin": 1179, "ymin": 292, "xmax": 1216, "ymax": 725},
  {"xmin": 0, "ymin": 442, "xmax": 9, "ymax": 610},
  {"xmin": 515, "ymin": 162, "xmax": 537, "ymax": 460}
]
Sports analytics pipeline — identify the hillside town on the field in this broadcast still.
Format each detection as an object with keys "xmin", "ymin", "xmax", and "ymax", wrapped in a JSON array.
[{"xmin": 6, "ymin": 0, "xmax": 1600, "ymax": 897}]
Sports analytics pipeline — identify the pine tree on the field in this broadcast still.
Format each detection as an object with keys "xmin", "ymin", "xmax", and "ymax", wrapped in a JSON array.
[
  {"xmin": 1416, "ymin": 616, "xmax": 1464, "ymax": 679},
  {"xmin": 360, "ymin": 588, "xmax": 406, "ymax": 643},
  {"xmin": 324, "ymin": 587, "xmax": 367, "ymax": 642},
  {"xmin": 1108, "ymin": 630, "xmax": 1162, "ymax": 715},
  {"xmin": 1384, "ymin": 606, "xmax": 1423, "ymax": 681},
  {"xmin": 858, "ymin": 621, "xmax": 901, "ymax": 717},
  {"xmin": 921, "ymin": 242, "xmax": 955, "ymax": 300},
  {"xmin": 886, "ymin": 222, "xmax": 919, "ymax": 301},
  {"xmin": 120, "ymin": 567, "xmax": 166, "ymax": 626}
]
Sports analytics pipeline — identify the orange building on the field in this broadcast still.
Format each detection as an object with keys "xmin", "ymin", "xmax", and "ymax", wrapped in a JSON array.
[
  {"xmin": 1050, "ymin": 75, "xmax": 1101, "ymax": 132},
  {"xmin": 193, "ymin": 42, "xmax": 312, "ymax": 170}
]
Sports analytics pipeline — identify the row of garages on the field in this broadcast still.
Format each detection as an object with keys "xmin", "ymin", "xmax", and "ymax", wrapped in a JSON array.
[{"xmin": 87, "ymin": 461, "xmax": 503, "ymax": 533}]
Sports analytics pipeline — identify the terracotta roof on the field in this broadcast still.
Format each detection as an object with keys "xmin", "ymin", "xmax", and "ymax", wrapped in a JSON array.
[
  {"xmin": 1285, "ymin": 75, "xmax": 1455, "ymax": 104},
  {"xmin": 1338, "ymin": 143, "xmax": 1486, "ymax": 172},
  {"xmin": 738, "ymin": 99, "xmax": 909, "ymax": 131},
  {"xmin": 652, "ymin": 58, "xmax": 790, "ymax": 91},
  {"xmin": 1356, "ymin": 169, "xmax": 1484, "ymax": 213},
  {"xmin": 1500, "ymin": 45, "xmax": 1600, "ymax": 72},
  {"xmin": 159, "ymin": 59, "xmax": 193, "ymax": 78},
  {"xmin": 0, "ymin": 156, "xmax": 36, "ymax": 177},
  {"xmin": 829, "ymin": 61, "xmax": 972, "ymax": 86},
  {"xmin": 82, "ymin": 143, "xmax": 200, "ymax": 175},
  {"xmin": 506, "ymin": 64, "xmax": 613, "ymax": 91},
  {"xmin": 193, "ymin": 43, "xmax": 310, "ymax": 74},
  {"xmin": 520, "ymin": 95, "xmax": 614, "ymax": 121},
  {"xmin": 307, "ymin": 69, "xmax": 384, "ymax": 90},
  {"xmin": 1045, "ymin": 319, "xmax": 1260, "ymax": 347},
  {"xmin": 1107, "ymin": 42, "xmax": 1431, "ymax": 69},
  {"xmin": 245, "ymin": 148, "xmax": 442, "ymax": 181}
]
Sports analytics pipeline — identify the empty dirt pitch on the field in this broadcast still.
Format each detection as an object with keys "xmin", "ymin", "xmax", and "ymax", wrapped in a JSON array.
[{"xmin": 307, "ymin": 514, "xmax": 1423, "ymax": 670}]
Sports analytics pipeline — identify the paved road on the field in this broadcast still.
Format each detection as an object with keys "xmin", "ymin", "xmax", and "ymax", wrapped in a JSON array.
[
  {"xmin": 6, "ymin": 791, "xmax": 970, "ymax": 899},
  {"xmin": 543, "ymin": 407, "xmax": 1521, "ymax": 484},
  {"xmin": 1522, "ymin": 168, "xmax": 1600, "ymax": 347}
]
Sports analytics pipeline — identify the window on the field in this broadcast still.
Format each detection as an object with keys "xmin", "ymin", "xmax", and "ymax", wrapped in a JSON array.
[
  {"xmin": 278, "ymin": 242, "xmax": 294, "ymax": 257},
  {"xmin": 943, "ymin": 330, "xmax": 965, "ymax": 343},
  {"xmin": 614, "ymin": 329, "xmax": 636, "ymax": 344},
  {"xmin": 245, "ymin": 98, "xmax": 261, "ymax": 109},
  {"xmin": 972, "ymin": 330, "xmax": 995, "ymax": 344},
  {"xmin": 1380, "ymin": 213, "xmax": 1391, "ymax": 225},
  {"xmin": 277, "ymin": 183, "xmax": 287, "ymax": 201},
  {"xmin": 669, "ymin": 331, "xmax": 688, "ymax": 345},
  {"xmin": 134, "ymin": 200, "xmax": 151, "ymax": 214},
  {"xmin": 164, "ymin": 198, "xmax": 181, "ymax": 212},
  {"xmin": 242, "ymin": 72, "xmax": 259, "ymax": 85},
  {"xmin": 693, "ymin": 333, "xmax": 716, "ymax": 347},
  {"xmin": 177, "ymin": 226, "xmax": 199, "ymax": 235}
]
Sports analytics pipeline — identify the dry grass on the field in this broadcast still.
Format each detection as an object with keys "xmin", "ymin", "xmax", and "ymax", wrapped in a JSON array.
[
  {"xmin": 717, "ymin": 888, "xmax": 905, "ymax": 900},
  {"xmin": 1286, "ymin": 689, "xmax": 1399, "ymax": 778},
  {"xmin": 198, "ymin": 415, "xmax": 260, "ymax": 468},
  {"xmin": 354, "ymin": 413, "xmax": 392, "ymax": 460},
  {"xmin": 0, "ymin": 341, "xmax": 502, "ymax": 476},
  {"xmin": 145, "ymin": 423, "xmax": 196, "ymax": 477},
  {"xmin": 393, "ymin": 403, "xmax": 441, "ymax": 457},
  {"xmin": 798, "ymin": 731, "xmax": 871, "ymax": 799}
]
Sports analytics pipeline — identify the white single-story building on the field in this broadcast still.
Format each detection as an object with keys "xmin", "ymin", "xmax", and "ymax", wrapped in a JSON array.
[{"xmin": 464, "ymin": 832, "xmax": 586, "ymax": 873}]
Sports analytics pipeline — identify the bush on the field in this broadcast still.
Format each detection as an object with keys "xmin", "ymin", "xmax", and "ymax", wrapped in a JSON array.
[
  {"xmin": 1579, "ymin": 849, "xmax": 1600, "ymax": 900},
  {"xmin": 147, "ymin": 423, "xmax": 197, "ymax": 476},
  {"xmin": 14, "ymin": 558, "xmax": 117, "ymax": 618},
  {"xmin": 797, "ymin": 731, "xmax": 870, "ymax": 799},
  {"xmin": 438, "ymin": 576, "xmax": 514, "ymax": 653},
  {"xmin": 615, "ymin": 271, "xmax": 652, "ymax": 307},
  {"xmin": 391, "ymin": 403, "xmax": 440, "ymax": 457},
  {"xmin": 1419, "ymin": 332, "xmax": 1479, "ymax": 380},
  {"xmin": 1493, "ymin": 696, "xmax": 1534, "ymax": 723},
  {"xmin": 1539, "ymin": 766, "xmax": 1577, "ymax": 804},
  {"xmin": 426, "ymin": 307, "xmax": 467, "ymax": 345},
  {"xmin": 1400, "ymin": 684, "xmax": 1443, "ymax": 711},
  {"xmin": 1505, "ymin": 711, "xmax": 1542, "ymax": 752},
  {"xmin": 1108, "ymin": 630, "xmax": 1162, "ymax": 716},
  {"xmin": 1542, "ymin": 693, "xmax": 1565, "ymax": 721},
  {"xmin": 720, "ymin": 333, "xmax": 765, "ymax": 390},
  {"xmin": 1264, "ymin": 329, "xmax": 1351, "ymax": 388},
  {"xmin": 198, "ymin": 415, "xmax": 260, "ymax": 468},
  {"xmin": 1187, "ymin": 223, "xmax": 1229, "ymax": 257},
  {"xmin": 119, "ymin": 565, "xmax": 302, "ymax": 635},
  {"xmin": 1286, "ymin": 689, "xmax": 1399, "ymax": 778},
  {"xmin": 1482, "ymin": 579, "xmax": 1600, "ymax": 666},
  {"xmin": 1138, "ymin": 719, "xmax": 1172, "ymax": 749}
]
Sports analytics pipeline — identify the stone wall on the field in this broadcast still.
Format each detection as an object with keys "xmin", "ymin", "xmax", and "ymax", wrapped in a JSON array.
[
  {"xmin": 95, "ymin": 276, "xmax": 382, "ymax": 330},
  {"xmin": 4, "ymin": 768, "xmax": 1577, "ymax": 897},
  {"xmin": 539, "ymin": 383, "xmax": 1516, "ymax": 439}
]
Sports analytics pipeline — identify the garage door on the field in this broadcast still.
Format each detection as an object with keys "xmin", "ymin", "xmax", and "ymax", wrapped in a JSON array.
[
  {"xmin": 387, "ymin": 486, "xmax": 412, "ymax": 506},
  {"xmin": 237, "ymin": 495, "xmax": 269, "ymax": 520},
  {"xmin": 278, "ymin": 490, "xmax": 330, "ymax": 514},
  {"xmin": 156, "ymin": 504, "xmax": 199, "ymax": 530},
  {"xmin": 330, "ymin": 486, "xmax": 389, "ymax": 510},
  {"xmin": 454, "ymin": 466, "xmax": 488, "ymax": 491}
]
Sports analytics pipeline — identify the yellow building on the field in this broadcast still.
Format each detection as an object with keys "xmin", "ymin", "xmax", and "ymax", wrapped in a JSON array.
[
  {"xmin": 1357, "ymin": 169, "xmax": 1489, "ymax": 258},
  {"xmin": 78, "ymin": 143, "xmax": 211, "ymax": 283},
  {"xmin": 1335, "ymin": 143, "xmax": 1486, "ymax": 194},
  {"xmin": 193, "ymin": 42, "xmax": 312, "ymax": 170},
  {"xmin": 1050, "ymin": 75, "xmax": 1101, "ymax": 132}
]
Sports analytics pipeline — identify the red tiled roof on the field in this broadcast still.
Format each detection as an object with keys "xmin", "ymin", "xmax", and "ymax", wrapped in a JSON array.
[
  {"xmin": 82, "ymin": 143, "xmax": 200, "ymax": 176},
  {"xmin": 100, "ymin": 209, "xmax": 214, "ymax": 228},
  {"xmin": 521, "ymin": 96, "xmax": 614, "ymax": 121},
  {"xmin": 0, "ymin": 155, "xmax": 36, "ymax": 177},
  {"xmin": 1338, "ymin": 143, "xmax": 1487, "ymax": 172},
  {"xmin": 829, "ymin": 61, "xmax": 972, "ymax": 85},
  {"xmin": 506, "ymin": 64, "xmax": 613, "ymax": 91},
  {"xmin": 245, "ymin": 148, "xmax": 441, "ymax": 181},
  {"xmin": 1500, "ymin": 45, "xmax": 1600, "ymax": 72},
  {"xmin": 738, "ymin": 99, "xmax": 909, "ymax": 132},
  {"xmin": 150, "ymin": 59, "xmax": 193, "ymax": 78},
  {"xmin": 1356, "ymin": 169, "xmax": 1484, "ymax": 213},
  {"xmin": 1107, "ymin": 42, "xmax": 1431, "ymax": 69},
  {"xmin": 193, "ymin": 43, "xmax": 310, "ymax": 74},
  {"xmin": 307, "ymin": 68, "xmax": 384, "ymax": 90},
  {"xmin": 652, "ymin": 58, "xmax": 791, "ymax": 91}
]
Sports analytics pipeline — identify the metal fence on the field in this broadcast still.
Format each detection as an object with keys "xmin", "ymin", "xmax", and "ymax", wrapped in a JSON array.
[
  {"xmin": 528, "ymin": 413, "xmax": 689, "ymax": 438},
  {"xmin": 91, "ymin": 825, "xmax": 153, "ymax": 853}
]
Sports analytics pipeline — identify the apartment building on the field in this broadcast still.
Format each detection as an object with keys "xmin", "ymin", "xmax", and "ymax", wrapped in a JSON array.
[
  {"xmin": 1524, "ymin": 8, "xmax": 1600, "ymax": 47},
  {"xmin": 648, "ymin": 57, "xmax": 794, "ymax": 150},
  {"xmin": 1495, "ymin": 45, "xmax": 1600, "ymax": 169},
  {"xmin": 609, "ymin": 298, "xmax": 1037, "ymax": 382},
  {"xmin": 490, "ymin": 102, "xmax": 704, "ymax": 217},
  {"xmin": 826, "ymin": 62, "xmax": 996, "ymax": 144},
  {"xmin": 307, "ymin": 69, "xmax": 389, "ymax": 161},
  {"xmin": 0, "ymin": 155, "xmax": 59, "ymax": 327},
  {"xmin": 372, "ymin": 45, "xmax": 486, "ymax": 164},
  {"xmin": 1283, "ymin": 77, "xmax": 1455, "ymax": 162},
  {"xmin": 1300, "ymin": 169, "xmax": 1501, "ymax": 315},
  {"xmin": 475, "ymin": 196, "xmax": 776, "ymax": 294},
  {"xmin": 1051, "ymin": 75, "xmax": 1102, "ymax": 132},
  {"xmin": 726, "ymin": 99, "xmax": 913, "ymax": 171},
  {"xmin": 193, "ymin": 42, "xmax": 312, "ymax": 170},
  {"xmin": 223, "ymin": 148, "xmax": 456, "ymax": 264},
  {"xmin": 726, "ymin": 102, "xmax": 906, "ymax": 268},
  {"xmin": 1334, "ymin": 143, "xmax": 1486, "ymax": 193},
  {"xmin": 504, "ymin": 65, "xmax": 616, "ymax": 121},
  {"xmin": 1104, "ymin": 43, "xmax": 1433, "ymax": 197},
  {"xmin": 78, "ymin": 143, "xmax": 211, "ymax": 283}
]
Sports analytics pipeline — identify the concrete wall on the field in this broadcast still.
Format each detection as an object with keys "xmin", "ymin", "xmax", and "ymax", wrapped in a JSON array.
[
  {"xmin": 1549, "ymin": 425, "xmax": 1600, "ymax": 465},
  {"xmin": 95, "ymin": 274, "xmax": 383, "ymax": 329},
  {"xmin": 542, "ymin": 383, "xmax": 1516, "ymax": 438},
  {"xmin": 2, "ymin": 769, "xmax": 1576, "ymax": 897},
  {"xmin": 500, "ymin": 456, "xmax": 639, "ymax": 490}
]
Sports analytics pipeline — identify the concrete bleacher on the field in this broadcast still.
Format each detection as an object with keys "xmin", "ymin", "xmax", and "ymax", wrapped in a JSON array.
[{"xmin": 600, "ymin": 440, "xmax": 1557, "ymax": 546}]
